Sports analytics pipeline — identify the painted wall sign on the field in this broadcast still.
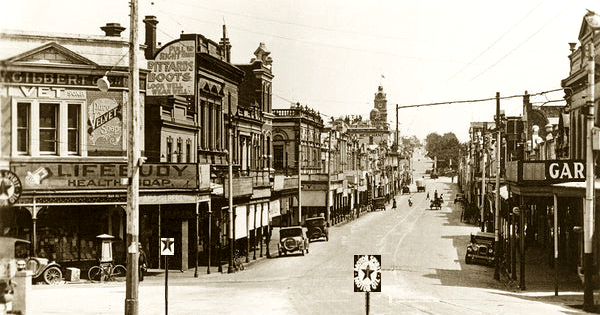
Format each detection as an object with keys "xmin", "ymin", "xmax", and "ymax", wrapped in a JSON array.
[
  {"xmin": 147, "ymin": 40, "xmax": 195, "ymax": 96},
  {"xmin": 19, "ymin": 86, "xmax": 86, "ymax": 99},
  {"xmin": 12, "ymin": 163, "xmax": 197, "ymax": 190},
  {"xmin": 545, "ymin": 160, "xmax": 585, "ymax": 182},
  {"xmin": 87, "ymin": 91, "xmax": 123, "ymax": 152},
  {"xmin": 2, "ymin": 71, "xmax": 127, "ymax": 88}
]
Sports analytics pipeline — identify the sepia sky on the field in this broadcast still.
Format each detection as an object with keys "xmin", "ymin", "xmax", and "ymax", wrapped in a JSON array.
[{"xmin": 1, "ymin": 0, "xmax": 598, "ymax": 141}]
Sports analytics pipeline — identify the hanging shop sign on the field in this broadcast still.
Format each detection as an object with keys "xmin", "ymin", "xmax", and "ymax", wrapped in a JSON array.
[
  {"xmin": 147, "ymin": 40, "xmax": 195, "ymax": 96},
  {"xmin": 11, "ymin": 163, "xmax": 198, "ymax": 190}
]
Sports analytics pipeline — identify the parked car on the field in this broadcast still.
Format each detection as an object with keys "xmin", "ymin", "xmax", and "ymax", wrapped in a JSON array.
[
  {"xmin": 454, "ymin": 193, "xmax": 465, "ymax": 204},
  {"xmin": 465, "ymin": 232, "xmax": 495, "ymax": 266},
  {"xmin": 278, "ymin": 226, "xmax": 309, "ymax": 256},
  {"xmin": 0, "ymin": 237, "xmax": 62, "ymax": 285},
  {"xmin": 305, "ymin": 216, "xmax": 328, "ymax": 242}
]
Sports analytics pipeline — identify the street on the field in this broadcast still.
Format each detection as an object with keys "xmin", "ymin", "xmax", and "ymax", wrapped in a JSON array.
[{"xmin": 28, "ymin": 154, "xmax": 584, "ymax": 315}]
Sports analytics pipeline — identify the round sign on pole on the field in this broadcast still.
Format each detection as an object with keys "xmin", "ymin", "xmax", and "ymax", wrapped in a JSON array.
[{"xmin": 0, "ymin": 170, "xmax": 22, "ymax": 207}]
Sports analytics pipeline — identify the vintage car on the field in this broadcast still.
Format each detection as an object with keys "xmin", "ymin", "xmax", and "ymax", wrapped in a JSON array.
[
  {"xmin": 373, "ymin": 197, "xmax": 386, "ymax": 211},
  {"xmin": 401, "ymin": 186, "xmax": 410, "ymax": 194},
  {"xmin": 465, "ymin": 232, "xmax": 495, "ymax": 266},
  {"xmin": 278, "ymin": 226, "xmax": 309, "ymax": 256},
  {"xmin": 1, "ymin": 237, "xmax": 63, "ymax": 286},
  {"xmin": 415, "ymin": 179, "xmax": 425, "ymax": 192},
  {"xmin": 305, "ymin": 216, "xmax": 328, "ymax": 242}
]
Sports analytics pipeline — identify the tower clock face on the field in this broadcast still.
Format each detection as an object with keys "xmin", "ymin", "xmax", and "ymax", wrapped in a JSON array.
[{"xmin": 376, "ymin": 102, "xmax": 386, "ymax": 110}]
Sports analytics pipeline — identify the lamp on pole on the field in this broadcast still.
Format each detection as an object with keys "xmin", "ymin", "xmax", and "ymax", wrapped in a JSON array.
[
  {"xmin": 124, "ymin": 0, "xmax": 140, "ymax": 314},
  {"xmin": 582, "ymin": 10, "xmax": 599, "ymax": 312}
]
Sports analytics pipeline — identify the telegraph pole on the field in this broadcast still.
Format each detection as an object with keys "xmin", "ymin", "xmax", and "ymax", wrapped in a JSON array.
[
  {"xmin": 326, "ymin": 128, "xmax": 332, "ymax": 226},
  {"xmin": 481, "ymin": 123, "xmax": 487, "ymax": 232},
  {"xmin": 125, "ymin": 0, "xmax": 140, "ymax": 313},
  {"xmin": 494, "ymin": 92, "xmax": 501, "ymax": 281},
  {"xmin": 583, "ymin": 26, "xmax": 596, "ymax": 311},
  {"xmin": 297, "ymin": 112, "xmax": 302, "ymax": 225}
]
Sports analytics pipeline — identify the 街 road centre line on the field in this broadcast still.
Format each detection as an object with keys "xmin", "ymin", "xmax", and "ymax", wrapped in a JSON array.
[{"xmin": 376, "ymin": 196, "xmax": 424, "ymax": 249}]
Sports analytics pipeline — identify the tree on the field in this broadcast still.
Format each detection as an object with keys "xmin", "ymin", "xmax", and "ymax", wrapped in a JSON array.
[{"xmin": 425, "ymin": 132, "xmax": 461, "ymax": 170}]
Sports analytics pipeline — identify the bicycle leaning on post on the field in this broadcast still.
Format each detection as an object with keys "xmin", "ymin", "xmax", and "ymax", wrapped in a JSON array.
[
  {"xmin": 88, "ymin": 262, "xmax": 127, "ymax": 282},
  {"xmin": 88, "ymin": 234, "xmax": 126, "ymax": 282}
]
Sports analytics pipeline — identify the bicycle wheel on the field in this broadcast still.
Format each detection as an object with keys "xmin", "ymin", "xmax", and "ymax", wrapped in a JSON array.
[
  {"xmin": 111, "ymin": 265, "xmax": 127, "ymax": 280},
  {"xmin": 88, "ymin": 266, "xmax": 102, "ymax": 282}
]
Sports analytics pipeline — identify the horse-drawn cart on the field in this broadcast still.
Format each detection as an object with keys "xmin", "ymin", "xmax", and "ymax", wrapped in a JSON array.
[{"xmin": 430, "ymin": 197, "xmax": 442, "ymax": 210}]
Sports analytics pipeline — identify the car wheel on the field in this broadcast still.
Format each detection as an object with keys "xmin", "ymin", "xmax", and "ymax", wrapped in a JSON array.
[
  {"xmin": 43, "ymin": 266, "xmax": 62, "ymax": 284},
  {"xmin": 465, "ymin": 254, "xmax": 472, "ymax": 264}
]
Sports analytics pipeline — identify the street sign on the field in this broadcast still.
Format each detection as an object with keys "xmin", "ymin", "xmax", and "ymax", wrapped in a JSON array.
[
  {"xmin": 161, "ymin": 238, "xmax": 174, "ymax": 256},
  {"xmin": 353, "ymin": 255, "xmax": 381, "ymax": 292}
]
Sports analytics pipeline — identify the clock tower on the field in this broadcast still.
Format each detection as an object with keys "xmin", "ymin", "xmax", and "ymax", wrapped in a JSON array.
[{"xmin": 373, "ymin": 85, "xmax": 387, "ymax": 128}]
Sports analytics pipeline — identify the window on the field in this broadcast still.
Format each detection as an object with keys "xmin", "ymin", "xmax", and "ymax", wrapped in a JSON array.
[
  {"xmin": 186, "ymin": 141, "xmax": 191, "ymax": 163},
  {"xmin": 13, "ymin": 99, "xmax": 84, "ymax": 157},
  {"xmin": 68, "ymin": 104, "xmax": 80, "ymax": 154},
  {"xmin": 166, "ymin": 137, "xmax": 173, "ymax": 163},
  {"xmin": 39, "ymin": 103, "xmax": 58, "ymax": 154},
  {"xmin": 177, "ymin": 138, "xmax": 182, "ymax": 163},
  {"xmin": 16, "ymin": 103, "xmax": 29, "ymax": 154}
]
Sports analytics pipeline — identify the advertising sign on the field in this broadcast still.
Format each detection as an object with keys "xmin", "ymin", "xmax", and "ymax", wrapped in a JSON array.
[
  {"xmin": 545, "ymin": 160, "xmax": 585, "ymax": 183},
  {"xmin": 87, "ymin": 90, "xmax": 124, "ymax": 152},
  {"xmin": 12, "ymin": 163, "xmax": 197, "ymax": 190},
  {"xmin": 353, "ymin": 255, "xmax": 381, "ymax": 292},
  {"xmin": 0, "ymin": 170, "xmax": 22, "ymax": 207},
  {"xmin": 147, "ymin": 40, "xmax": 195, "ymax": 96}
]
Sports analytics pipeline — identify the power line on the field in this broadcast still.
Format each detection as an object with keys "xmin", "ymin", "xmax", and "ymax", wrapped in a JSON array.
[
  {"xmin": 157, "ymin": 0, "xmax": 434, "ymax": 45},
  {"xmin": 396, "ymin": 88, "xmax": 562, "ymax": 109},
  {"xmin": 446, "ymin": 0, "xmax": 548, "ymax": 82},
  {"xmin": 471, "ymin": 1, "xmax": 575, "ymax": 81},
  {"xmin": 152, "ymin": 8, "xmax": 469, "ymax": 64}
]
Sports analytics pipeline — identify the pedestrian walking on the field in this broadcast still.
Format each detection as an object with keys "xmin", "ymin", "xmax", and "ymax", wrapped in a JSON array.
[
  {"xmin": 426, "ymin": 192, "xmax": 430, "ymax": 200},
  {"xmin": 138, "ymin": 243, "xmax": 147, "ymax": 282}
]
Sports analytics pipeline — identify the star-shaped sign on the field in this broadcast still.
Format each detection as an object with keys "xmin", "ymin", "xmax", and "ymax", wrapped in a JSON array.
[
  {"xmin": 362, "ymin": 264, "xmax": 374, "ymax": 281},
  {"xmin": 161, "ymin": 238, "xmax": 174, "ymax": 256}
]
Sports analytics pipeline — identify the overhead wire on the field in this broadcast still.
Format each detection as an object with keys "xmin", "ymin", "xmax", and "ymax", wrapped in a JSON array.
[
  {"xmin": 155, "ymin": 0, "xmax": 434, "ymax": 45},
  {"xmin": 470, "ymin": 1, "xmax": 576, "ymax": 81},
  {"xmin": 446, "ymin": 0, "xmax": 548, "ymax": 82}
]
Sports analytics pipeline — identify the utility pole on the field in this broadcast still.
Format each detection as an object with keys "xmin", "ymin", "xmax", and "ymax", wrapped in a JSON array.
[
  {"xmin": 326, "ymin": 128, "xmax": 332, "ymax": 226},
  {"xmin": 481, "ymin": 123, "xmax": 487, "ymax": 232},
  {"xmin": 584, "ymin": 20, "xmax": 596, "ymax": 310},
  {"xmin": 227, "ymin": 93, "xmax": 234, "ymax": 274},
  {"xmin": 125, "ymin": 0, "xmax": 140, "ymax": 313},
  {"xmin": 494, "ymin": 92, "xmax": 501, "ymax": 281},
  {"xmin": 297, "ymin": 112, "xmax": 302, "ymax": 225}
]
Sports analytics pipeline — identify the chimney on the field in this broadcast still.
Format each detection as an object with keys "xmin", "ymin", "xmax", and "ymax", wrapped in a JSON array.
[
  {"xmin": 143, "ymin": 16, "xmax": 159, "ymax": 59},
  {"xmin": 101, "ymin": 23, "xmax": 126, "ymax": 37},
  {"xmin": 220, "ymin": 24, "xmax": 232, "ymax": 62}
]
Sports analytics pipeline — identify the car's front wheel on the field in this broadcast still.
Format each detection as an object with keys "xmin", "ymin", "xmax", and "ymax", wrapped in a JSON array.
[
  {"xmin": 43, "ymin": 266, "xmax": 62, "ymax": 284},
  {"xmin": 465, "ymin": 254, "xmax": 472, "ymax": 264}
]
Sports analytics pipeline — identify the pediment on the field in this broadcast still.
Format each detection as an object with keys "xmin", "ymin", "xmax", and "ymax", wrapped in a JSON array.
[{"xmin": 3, "ymin": 42, "xmax": 98, "ymax": 67}]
